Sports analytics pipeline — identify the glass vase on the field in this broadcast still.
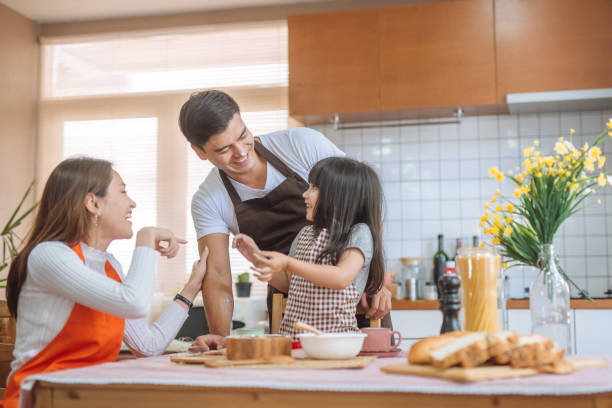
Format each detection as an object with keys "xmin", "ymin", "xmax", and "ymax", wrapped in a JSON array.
[{"xmin": 529, "ymin": 244, "xmax": 572, "ymax": 353}]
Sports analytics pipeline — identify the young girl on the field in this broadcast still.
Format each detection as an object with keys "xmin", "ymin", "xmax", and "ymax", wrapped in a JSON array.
[
  {"xmin": 234, "ymin": 157, "xmax": 384, "ymax": 339},
  {"xmin": 2, "ymin": 157, "xmax": 220, "ymax": 408}
]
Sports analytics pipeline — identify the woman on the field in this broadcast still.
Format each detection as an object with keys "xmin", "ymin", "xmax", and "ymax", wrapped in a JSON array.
[{"xmin": 1, "ymin": 157, "xmax": 218, "ymax": 408}]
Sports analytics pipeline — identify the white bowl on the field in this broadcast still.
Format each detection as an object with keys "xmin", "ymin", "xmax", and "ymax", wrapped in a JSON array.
[{"xmin": 298, "ymin": 332, "xmax": 367, "ymax": 360}]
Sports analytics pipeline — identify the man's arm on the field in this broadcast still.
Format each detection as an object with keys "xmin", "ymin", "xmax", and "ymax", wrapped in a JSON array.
[{"xmin": 198, "ymin": 233, "xmax": 233, "ymax": 336}]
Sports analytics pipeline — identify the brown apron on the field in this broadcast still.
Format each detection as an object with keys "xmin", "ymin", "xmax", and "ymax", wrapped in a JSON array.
[{"xmin": 220, "ymin": 141, "xmax": 391, "ymax": 329}]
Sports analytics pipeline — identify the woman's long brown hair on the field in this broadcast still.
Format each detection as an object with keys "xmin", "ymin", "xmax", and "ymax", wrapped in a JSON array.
[{"xmin": 6, "ymin": 157, "xmax": 113, "ymax": 318}]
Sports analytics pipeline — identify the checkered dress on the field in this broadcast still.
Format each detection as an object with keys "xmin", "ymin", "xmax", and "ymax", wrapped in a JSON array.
[{"xmin": 280, "ymin": 225, "xmax": 361, "ymax": 340}]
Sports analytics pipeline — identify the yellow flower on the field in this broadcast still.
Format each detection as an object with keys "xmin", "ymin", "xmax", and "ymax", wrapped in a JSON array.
[
  {"xmin": 493, "ymin": 214, "xmax": 500, "ymax": 225},
  {"xmin": 495, "ymin": 172, "xmax": 504, "ymax": 183},
  {"xmin": 505, "ymin": 217, "xmax": 512, "ymax": 223},
  {"xmin": 547, "ymin": 168, "xmax": 556, "ymax": 175},
  {"xmin": 588, "ymin": 146, "xmax": 601, "ymax": 160},
  {"xmin": 570, "ymin": 128, "xmax": 575, "ymax": 134},
  {"xmin": 609, "ymin": 130, "xmax": 612, "ymax": 138},
  {"xmin": 484, "ymin": 227, "xmax": 491, "ymax": 235},
  {"xmin": 485, "ymin": 210, "xmax": 491, "ymax": 217},
  {"xmin": 520, "ymin": 185, "xmax": 530, "ymax": 193},
  {"xmin": 503, "ymin": 262, "xmax": 509, "ymax": 269},
  {"xmin": 495, "ymin": 189, "xmax": 501, "ymax": 196},
  {"xmin": 572, "ymin": 150, "xmax": 581, "ymax": 159},
  {"xmin": 558, "ymin": 137, "xmax": 564, "ymax": 142},
  {"xmin": 554, "ymin": 142, "xmax": 568, "ymax": 155},
  {"xmin": 504, "ymin": 227, "xmax": 513, "ymax": 235},
  {"xmin": 515, "ymin": 167, "xmax": 520, "ymax": 172},
  {"xmin": 489, "ymin": 166, "xmax": 500, "ymax": 177},
  {"xmin": 584, "ymin": 158, "xmax": 595, "ymax": 172},
  {"xmin": 533, "ymin": 140, "xmax": 540, "ymax": 146},
  {"xmin": 513, "ymin": 188, "xmax": 521, "ymax": 197},
  {"xmin": 491, "ymin": 226, "xmax": 500, "ymax": 235},
  {"xmin": 516, "ymin": 174, "xmax": 523, "ymax": 182},
  {"xmin": 491, "ymin": 196, "xmax": 497, "ymax": 203},
  {"xmin": 495, "ymin": 204, "xmax": 503, "ymax": 212},
  {"xmin": 582, "ymin": 143, "xmax": 589, "ymax": 152},
  {"xmin": 484, "ymin": 203, "xmax": 490, "ymax": 209},
  {"xmin": 598, "ymin": 173, "xmax": 608, "ymax": 186},
  {"xmin": 479, "ymin": 242, "xmax": 485, "ymax": 248},
  {"xmin": 506, "ymin": 203, "xmax": 515, "ymax": 212},
  {"xmin": 597, "ymin": 199, "xmax": 602, "ymax": 205},
  {"xmin": 523, "ymin": 146, "xmax": 535, "ymax": 157},
  {"xmin": 479, "ymin": 220, "xmax": 485, "ymax": 227},
  {"xmin": 569, "ymin": 183, "xmax": 578, "ymax": 191},
  {"xmin": 543, "ymin": 156, "xmax": 554, "ymax": 166},
  {"xmin": 607, "ymin": 118, "xmax": 612, "ymax": 129},
  {"xmin": 492, "ymin": 238, "xmax": 501, "ymax": 245},
  {"xmin": 599, "ymin": 156, "xmax": 606, "ymax": 168}
]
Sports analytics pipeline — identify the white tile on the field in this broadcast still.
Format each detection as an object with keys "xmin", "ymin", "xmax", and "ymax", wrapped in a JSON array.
[
  {"xmin": 421, "ymin": 200, "xmax": 441, "ymax": 220},
  {"xmin": 402, "ymin": 201, "xmax": 421, "ymax": 220},
  {"xmin": 381, "ymin": 143, "xmax": 401, "ymax": 161},
  {"xmin": 381, "ymin": 126, "xmax": 401, "ymax": 144},
  {"xmin": 400, "ymin": 143, "xmax": 420, "ymax": 161},
  {"xmin": 439, "ymin": 140, "xmax": 459, "ymax": 160},
  {"xmin": 461, "ymin": 199, "xmax": 482, "ymax": 219},
  {"xmin": 499, "ymin": 115, "xmax": 519, "ymax": 138},
  {"xmin": 400, "ymin": 126, "xmax": 419, "ymax": 143},
  {"xmin": 560, "ymin": 112, "xmax": 580, "ymax": 134},
  {"xmin": 459, "ymin": 140, "xmax": 480, "ymax": 159},
  {"xmin": 439, "ymin": 123, "xmax": 459, "ymax": 141},
  {"xmin": 479, "ymin": 139, "xmax": 500, "ymax": 158},
  {"xmin": 419, "ymin": 125, "xmax": 439, "ymax": 142},
  {"xmin": 478, "ymin": 116, "xmax": 499, "ymax": 139},
  {"xmin": 460, "ymin": 180, "xmax": 480, "ymax": 199},
  {"xmin": 384, "ymin": 240, "xmax": 403, "ymax": 260},
  {"xmin": 440, "ymin": 180, "xmax": 460, "ymax": 199},
  {"xmin": 342, "ymin": 128, "xmax": 362, "ymax": 145},
  {"xmin": 562, "ymin": 215, "xmax": 585, "ymax": 236},
  {"xmin": 440, "ymin": 199, "xmax": 462, "ymax": 219},
  {"xmin": 420, "ymin": 142, "xmax": 440, "ymax": 161},
  {"xmin": 362, "ymin": 144, "xmax": 381, "ymax": 164},
  {"xmin": 440, "ymin": 160, "xmax": 459, "ymax": 180},
  {"xmin": 422, "ymin": 219, "xmax": 442, "ymax": 239},
  {"xmin": 362, "ymin": 128, "xmax": 382, "ymax": 144},
  {"xmin": 460, "ymin": 160, "xmax": 480, "ymax": 179},
  {"xmin": 459, "ymin": 117, "xmax": 478, "ymax": 140},
  {"xmin": 581, "ymin": 111, "xmax": 603, "ymax": 134},
  {"xmin": 400, "ymin": 161, "xmax": 420, "ymax": 180},
  {"xmin": 564, "ymin": 236, "xmax": 586, "ymax": 256},
  {"xmin": 383, "ymin": 220, "xmax": 403, "ymax": 240},
  {"xmin": 383, "ymin": 181, "xmax": 402, "ymax": 201},
  {"xmin": 586, "ymin": 256, "xmax": 607, "ymax": 278},
  {"xmin": 518, "ymin": 114, "xmax": 539, "ymax": 136},
  {"xmin": 500, "ymin": 138, "xmax": 520, "ymax": 158},
  {"xmin": 401, "ymin": 181, "xmax": 420, "ymax": 201},
  {"xmin": 420, "ymin": 161, "xmax": 440, "ymax": 180},
  {"xmin": 586, "ymin": 276, "xmax": 608, "ymax": 297},
  {"xmin": 441, "ymin": 219, "xmax": 462, "ymax": 239},
  {"xmin": 402, "ymin": 240, "xmax": 423, "ymax": 257},
  {"xmin": 343, "ymin": 145, "xmax": 362, "ymax": 160},
  {"xmin": 402, "ymin": 220, "xmax": 421, "ymax": 239},
  {"xmin": 381, "ymin": 162, "xmax": 401, "ymax": 182},
  {"xmin": 585, "ymin": 215, "xmax": 607, "ymax": 235},
  {"xmin": 384, "ymin": 200, "xmax": 402, "ymax": 221},
  {"xmin": 539, "ymin": 113, "xmax": 561, "ymax": 136},
  {"xmin": 586, "ymin": 235, "xmax": 607, "ymax": 256},
  {"xmin": 563, "ymin": 257, "xmax": 587, "ymax": 278},
  {"xmin": 420, "ymin": 181, "xmax": 440, "ymax": 200}
]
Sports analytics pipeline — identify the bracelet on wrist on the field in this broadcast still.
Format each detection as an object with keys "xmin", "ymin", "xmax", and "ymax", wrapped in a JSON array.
[{"xmin": 174, "ymin": 293, "xmax": 193, "ymax": 309}]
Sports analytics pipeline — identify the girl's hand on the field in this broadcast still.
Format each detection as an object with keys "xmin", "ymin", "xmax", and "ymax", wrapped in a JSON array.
[
  {"xmin": 232, "ymin": 234, "xmax": 262, "ymax": 265},
  {"xmin": 251, "ymin": 251, "xmax": 290, "ymax": 281},
  {"xmin": 136, "ymin": 227, "xmax": 187, "ymax": 259}
]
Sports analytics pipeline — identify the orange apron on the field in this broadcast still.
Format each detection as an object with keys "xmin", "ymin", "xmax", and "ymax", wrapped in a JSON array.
[{"xmin": 2, "ymin": 243, "xmax": 125, "ymax": 408}]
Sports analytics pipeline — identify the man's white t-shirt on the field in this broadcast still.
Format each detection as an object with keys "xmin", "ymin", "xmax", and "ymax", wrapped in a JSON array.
[{"xmin": 191, "ymin": 127, "xmax": 344, "ymax": 239}]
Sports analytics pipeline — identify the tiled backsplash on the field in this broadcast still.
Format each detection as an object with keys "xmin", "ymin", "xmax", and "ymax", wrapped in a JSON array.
[{"xmin": 311, "ymin": 109, "xmax": 612, "ymax": 299}]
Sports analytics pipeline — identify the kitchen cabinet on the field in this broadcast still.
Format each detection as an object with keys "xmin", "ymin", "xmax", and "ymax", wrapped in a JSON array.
[
  {"xmin": 574, "ymin": 309, "xmax": 612, "ymax": 357},
  {"xmin": 288, "ymin": 8, "xmax": 380, "ymax": 118},
  {"xmin": 495, "ymin": 0, "xmax": 612, "ymax": 104},
  {"xmin": 379, "ymin": 0, "xmax": 497, "ymax": 111}
]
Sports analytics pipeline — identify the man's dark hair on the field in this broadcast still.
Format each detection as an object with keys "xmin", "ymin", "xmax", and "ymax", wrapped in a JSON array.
[{"xmin": 178, "ymin": 90, "xmax": 240, "ymax": 148}]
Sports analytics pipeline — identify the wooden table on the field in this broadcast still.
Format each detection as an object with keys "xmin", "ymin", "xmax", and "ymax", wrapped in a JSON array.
[{"xmin": 29, "ymin": 355, "xmax": 612, "ymax": 408}]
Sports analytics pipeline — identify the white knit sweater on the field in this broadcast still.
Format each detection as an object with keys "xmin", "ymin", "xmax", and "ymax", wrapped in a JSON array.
[{"xmin": 9, "ymin": 241, "xmax": 188, "ymax": 380}]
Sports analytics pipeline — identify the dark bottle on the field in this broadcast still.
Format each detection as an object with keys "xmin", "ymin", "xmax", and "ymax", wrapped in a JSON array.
[
  {"xmin": 439, "ymin": 273, "xmax": 462, "ymax": 334},
  {"xmin": 453, "ymin": 238, "xmax": 462, "ymax": 261},
  {"xmin": 472, "ymin": 235, "xmax": 479, "ymax": 248},
  {"xmin": 433, "ymin": 234, "xmax": 449, "ymax": 297}
]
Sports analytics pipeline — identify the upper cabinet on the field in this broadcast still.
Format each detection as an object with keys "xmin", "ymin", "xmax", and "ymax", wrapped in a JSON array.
[
  {"xmin": 379, "ymin": 0, "xmax": 496, "ymax": 111},
  {"xmin": 288, "ymin": 9, "xmax": 380, "ymax": 118},
  {"xmin": 495, "ymin": 0, "xmax": 612, "ymax": 103}
]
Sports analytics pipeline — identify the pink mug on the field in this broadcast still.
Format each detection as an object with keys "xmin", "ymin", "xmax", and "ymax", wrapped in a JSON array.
[{"xmin": 360, "ymin": 328, "xmax": 402, "ymax": 352}]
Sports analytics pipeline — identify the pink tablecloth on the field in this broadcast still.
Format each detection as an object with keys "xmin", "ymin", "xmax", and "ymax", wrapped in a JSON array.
[{"xmin": 20, "ymin": 354, "xmax": 612, "ymax": 408}]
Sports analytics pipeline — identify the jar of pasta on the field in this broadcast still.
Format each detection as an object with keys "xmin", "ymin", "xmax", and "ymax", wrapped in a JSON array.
[{"xmin": 455, "ymin": 246, "xmax": 501, "ymax": 332}]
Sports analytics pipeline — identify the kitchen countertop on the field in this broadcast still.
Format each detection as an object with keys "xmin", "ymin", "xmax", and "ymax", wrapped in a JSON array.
[{"xmin": 391, "ymin": 299, "xmax": 612, "ymax": 310}]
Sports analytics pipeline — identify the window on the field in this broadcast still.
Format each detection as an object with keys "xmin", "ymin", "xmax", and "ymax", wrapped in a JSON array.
[{"xmin": 39, "ymin": 21, "xmax": 289, "ymax": 305}]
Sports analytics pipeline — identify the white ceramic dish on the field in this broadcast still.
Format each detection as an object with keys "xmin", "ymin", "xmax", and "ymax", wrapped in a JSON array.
[{"xmin": 298, "ymin": 332, "xmax": 367, "ymax": 360}]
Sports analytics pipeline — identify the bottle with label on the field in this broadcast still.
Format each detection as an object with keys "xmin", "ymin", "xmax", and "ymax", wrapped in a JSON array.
[
  {"xmin": 453, "ymin": 238, "xmax": 462, "ymax": 261},
  {"xmin": 433, "ymin": 234, "xmax": 449, "ymax": 297},
  {"xmin": 472, "ymin": 235, "xmax": 479, "ymax": 248}
]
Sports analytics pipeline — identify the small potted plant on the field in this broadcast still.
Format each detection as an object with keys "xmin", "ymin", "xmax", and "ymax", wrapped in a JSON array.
[{"xmin": 235, "ymin": 272, "xmax": 252, "ymax": 298}]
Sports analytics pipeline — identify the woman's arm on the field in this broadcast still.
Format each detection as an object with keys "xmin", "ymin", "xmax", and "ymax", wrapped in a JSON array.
[{"xmin": 254, "ymin": 248, "xmax": 365, "ymax": 290}]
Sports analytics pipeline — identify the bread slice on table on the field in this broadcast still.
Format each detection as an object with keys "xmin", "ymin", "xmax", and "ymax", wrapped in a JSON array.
[
  {"xmin": 509, "ymin": 334, "xmax": 564, "ymax": 368},
  {"xmin": 486, "ymin": 330, "xmax": 518, "ymax": 365},
  {"xmin": 408, "ymin": 331, "xmax": 467, "ymax": 364},
  {"xmin": 430, "ymin": 332, "xmax": 490, "ymax": 369}
]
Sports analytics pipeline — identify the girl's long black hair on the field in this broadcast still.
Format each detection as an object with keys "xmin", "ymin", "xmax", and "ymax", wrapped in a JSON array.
[{"xmin": 308, "ymin": 157, "xmax": 384, "ymax": 296}]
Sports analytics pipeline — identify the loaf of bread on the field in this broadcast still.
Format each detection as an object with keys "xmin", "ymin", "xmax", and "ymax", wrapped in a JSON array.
[
  {"xmin": 226, "ymin": 335, "xmax": 292, "ymax": 361},
  {"xmin": 487, "ymin": 330, "xmax": 519, "ymax": 365},
  {"xmin": 408, "ymin": 331, "xmax": 467, "ymax": 364},
  {"xmin": 509, "ymin": 334, "xmax": 564, "ymax": 368},
  {"xmin": 430, "ymin": 332, "xmax": 490, "ymax": 369}
]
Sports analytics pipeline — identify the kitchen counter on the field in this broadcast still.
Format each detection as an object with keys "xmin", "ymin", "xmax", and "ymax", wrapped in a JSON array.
[
  {"xmin": 392, "ymin": 299, "xmax": 612, "ymax": 310},
  {"xmin": 27, "ymin": 353, "xmax": 612, "ymax": 408}
]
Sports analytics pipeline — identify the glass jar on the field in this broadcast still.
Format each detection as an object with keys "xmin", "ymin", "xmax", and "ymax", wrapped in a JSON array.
[
  {"xmin": 530, "ymin": 244, "xmax": 571, "ymax": 353},
  {"xmin": 423, "ymin": 281, "xmax": 438, "ymax": 300},
  {"xmin": 455, "ymin": 246, "xmax": 501, "ymax": 332}
]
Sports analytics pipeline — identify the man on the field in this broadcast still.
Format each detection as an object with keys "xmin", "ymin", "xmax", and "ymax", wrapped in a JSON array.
[{"xmin": 178, "ymin": 90, "xmax": 391, "ymax": 349}]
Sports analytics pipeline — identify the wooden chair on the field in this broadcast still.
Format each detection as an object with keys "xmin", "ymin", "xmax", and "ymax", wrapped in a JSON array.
[
  {"xmin": 270, "ymin": 293, "xmax": 287, "ymax": 334},
  {"xmin": 0, "ymin": 300, "xmax": 15, "ymax": 398}
]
